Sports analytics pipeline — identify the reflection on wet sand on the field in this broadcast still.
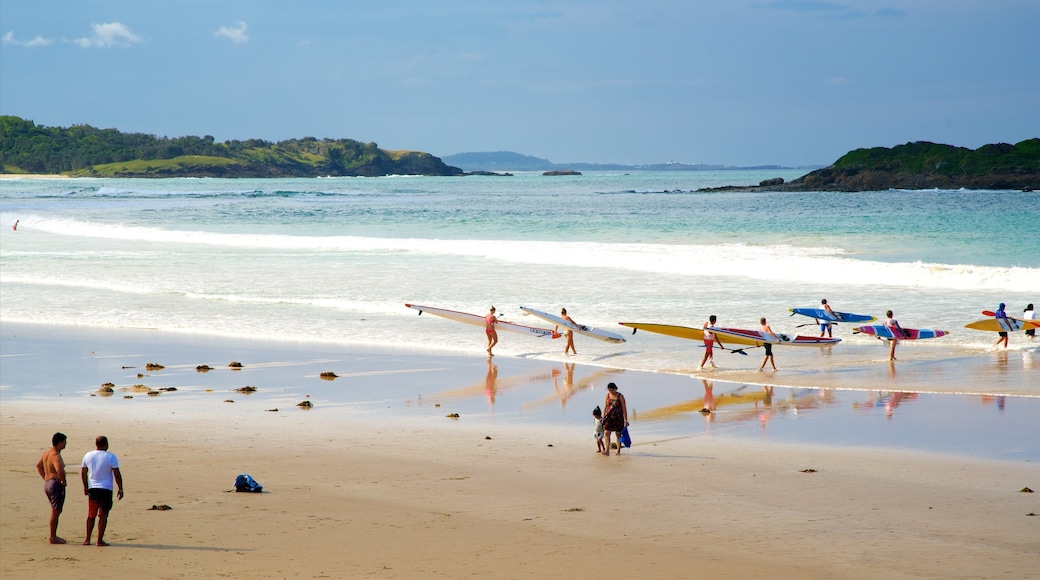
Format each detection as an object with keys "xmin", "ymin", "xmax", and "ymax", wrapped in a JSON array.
[
  {"xmin": 635, "ymin": 378, "xmax": 839, "ymax": 428},
  {"xmin": 523, "ymin": 364, "xmax": 625, "ymax": 411},
  {"xmin": 432, "ymin": 359, "xmax": 558, "ymax": 405},
  {"xmin": 851, "ymin": 391, "xmax": 919, "ymax": 418}
]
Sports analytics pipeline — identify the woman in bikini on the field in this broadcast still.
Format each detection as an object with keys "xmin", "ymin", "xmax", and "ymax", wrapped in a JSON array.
[
  {"xmin": 485, "ymin": 306, "xmax": 499, "ymax": 355},
  {"xmin": 557, "ymin": 308, "xmax": 577, "ymax": 355}
]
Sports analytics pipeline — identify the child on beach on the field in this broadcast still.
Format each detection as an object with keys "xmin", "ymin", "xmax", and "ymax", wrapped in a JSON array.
[{"xmin": 593, "ymin": 406, "xmax": 605, "ymax": 453}]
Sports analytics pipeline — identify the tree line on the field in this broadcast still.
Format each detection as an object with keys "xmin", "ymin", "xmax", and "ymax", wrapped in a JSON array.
[{"xmin": 0, "ymin": 116, "xmax": 462, "ymax": 177}]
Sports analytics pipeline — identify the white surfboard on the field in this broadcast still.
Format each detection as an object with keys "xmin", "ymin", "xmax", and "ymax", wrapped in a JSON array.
[
  {"xmin": 405, "ymin": 304, "xmax": 560, "ymax": 338},
  {"xmin": 519, "ymin": 306, "xmax": 626, "ymax": 344}
]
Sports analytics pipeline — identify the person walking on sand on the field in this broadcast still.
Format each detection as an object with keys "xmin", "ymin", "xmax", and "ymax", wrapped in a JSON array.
[
  {"xmin": 485, "ymin": 306, "xmax": 499, "ymax": 355},
  {"xmin": 884, "ymin": 310, "xmax": 905, "ymax": 361},
  {"xmin": 993, "ymin": 303, "xmax": 1009, "ymax": 349},
  {"xmin": 601, "ymin": 383, "xmax": 629, "ymax": 455},
  {"xmin": 36, "ymin": 432, "xmax": 68, "ymax": 544},
  {"xmin": 557, "ymin": 308, "xmax": 578, "ymax": 355},
  {"xmin": 1025, "ymin": 304, "xmax": 1036, "ymax": 339},
  {"xmin": 819, "ymin": 299, "xmax": 837, "ymax": 338},
  {"xmin": 699, "ymin": 315, "xmax": 718, "ymax": 370},
  {"xmin": 593, "ymin": 406, "xmax": 606, "ymax": 453},
  {"xmin": 81, "ymin": 436, "xmax": 123, "ymax": 547},
  {"xmin": 758, "ymin": 317, "xmax": 778, "ymax": 371}
]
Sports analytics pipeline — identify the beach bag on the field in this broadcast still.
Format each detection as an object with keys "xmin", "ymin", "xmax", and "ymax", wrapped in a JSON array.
[
  {"xmin": 620, "ymin": 426, "xmax": 632, "ymax": 448},
  {"xmin": 234, "ymin": 473, "xmax": 263, "ymax": 493}
]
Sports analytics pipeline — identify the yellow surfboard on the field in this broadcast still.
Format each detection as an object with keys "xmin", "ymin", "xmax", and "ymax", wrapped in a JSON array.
[
  {"xmin": 618, "ymin": 322, "xmax": 763, "ymax": 347},
  {"xmin": 964, "ymin": 318, "xmax": 1039, "ymax": 332}
]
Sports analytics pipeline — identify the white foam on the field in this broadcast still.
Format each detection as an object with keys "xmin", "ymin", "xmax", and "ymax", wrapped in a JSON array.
[{"xmin": 18, "ymin": 216, "xmax": 1036, "ymax": 292}]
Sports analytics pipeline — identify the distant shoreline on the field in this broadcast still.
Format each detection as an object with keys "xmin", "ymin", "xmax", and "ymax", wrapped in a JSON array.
[{"xmin": 0, "ymin": 173, "xmax": 76, "ymax": 180}]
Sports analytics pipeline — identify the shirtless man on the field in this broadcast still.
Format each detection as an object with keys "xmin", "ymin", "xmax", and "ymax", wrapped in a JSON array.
[
  {"xmin": 819, "ymin": 299, "xmax": 837, "ymax": 338},
  {"xmin": 36, "ymin": 432, "xmax": 68, "ymax": 544},
  {"xmin": 758, "ymin": 317, "xmax": 778, "ymax": 371}
]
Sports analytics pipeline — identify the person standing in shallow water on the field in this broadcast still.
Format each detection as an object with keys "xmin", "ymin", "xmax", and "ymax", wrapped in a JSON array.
[
  {"xmin": 699, "ymin": 315, "xmax": 718, "ymax": 370},
  {"xmin": 36, "ymin": 432, "xmax": 68, "ymax": 544},
  {"xmin": 819, "ymin": 299, "xmax": 837, "ymax": 338},
  {"xmin": 1024, "ymin": 304, "xmax": 1036, "ymax": 339},
  {"xmin": 485, "ymin": 306, "xmax": 499, "ymax": 355},
  {"xmin": 758, "ymin": 317, "xmax": 777, "ymax": 371},
  {"xmin": 993, "ymin": 303, "xmax": 1009, "ymax": 349},
  {"xmin": 557, "ymin": 308, "xmax": 578, "ymax": 355},
  {"xmin": 601, "ymin": 383, "xmax": 629, "ymax": 455},
  {"xmin": 884, "ymin": 310, "xmax": 905, "ymax": 361}
]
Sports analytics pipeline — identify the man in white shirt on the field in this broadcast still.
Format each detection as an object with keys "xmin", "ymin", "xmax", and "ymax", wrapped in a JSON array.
[{"xmin": 81, "ymin": 435, "xmax": 124, "ymax": 546}]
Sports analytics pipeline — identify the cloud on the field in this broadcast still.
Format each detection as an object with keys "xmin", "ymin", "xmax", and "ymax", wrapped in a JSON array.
[
  {"xmin": 75, "ymin": 22, "xmax": 142, "ymax": 48},
  {"xmin": 2, "ymin": 31, "xmax": 54, "ymax": 47},
  {"xmin": 215, "ymin": 21, "xmax": 249, "ymax": 44}
]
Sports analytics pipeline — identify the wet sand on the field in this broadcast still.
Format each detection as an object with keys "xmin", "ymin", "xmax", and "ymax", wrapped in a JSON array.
[{"xmin": 1, "ymin": 323, "xmax": 1038, "ymax": 578}]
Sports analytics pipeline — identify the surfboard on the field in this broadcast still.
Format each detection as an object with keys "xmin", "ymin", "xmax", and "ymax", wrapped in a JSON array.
[
  {"xmin": 853, "ymin": 325, "xmax": 948, "ymax": 340},
  {"xmin": 980, "ymin": 310, "xmax": 1039, "ymax": 328},
  {"xmin": 405, "ymin": 304, "xmax": 560, "ymax": 338},
  {"xmin": 964, "ymin": 318, "xmax": 1038, "ymax": 332},
  {"xmin": 789, "ymin": 308, "xmax": 876, "ymax": 324},
  {"xmin": 519, "ymin": 306, "xmax": 626, "ymax": 344},
  {"xmin": 618, "ymin": 322, "xmax": 763, "ymax": 350},
  {"xmin": 708, "ymin": 327, "xmax": 842, "ymax": 347},
  {"xmin": 618, "ymin": 322, "xmax": 707, "ymax": 341}
]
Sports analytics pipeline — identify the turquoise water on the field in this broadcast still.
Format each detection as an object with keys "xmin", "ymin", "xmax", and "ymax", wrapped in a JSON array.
[{"xmin": 1, "ymin": 173, "xmax": 1037, "ymax": 396}]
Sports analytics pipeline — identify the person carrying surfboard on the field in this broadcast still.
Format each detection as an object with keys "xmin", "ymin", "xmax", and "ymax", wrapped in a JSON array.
[
  {"xmin": 819, "ymin": 299, "xmax": 837, "ymax": 338},
  {"xmin": 993, "ymin": 303, "xmax": 1009, "ymax": 349},
  {"xmin": 699, "ymin": 315, "xmax": 718, "ymax": 370},
  {"xmin": 758, "ymin": 317, "xmax": 778, "ymax": 371},
  {"xmin": 557, "ymin": 308, "xmax": 578, "ymax": 355},
  {"xmin": 884, "ymin": 310, "xmax": 905, "ymax": 361},
  {"xmin": 485, "ymin": 306, "xmax": 499, "ymax": 355},
  {"xmin": 1025, "ymin": 304, "xmax": 1036, "ymax": 339}
]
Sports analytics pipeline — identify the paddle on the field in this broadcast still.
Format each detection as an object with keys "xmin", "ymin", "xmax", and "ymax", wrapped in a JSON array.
[
  {"xmin": 983, "ymin": 310, "xmax": 1031, "ymax": 325},
  {"xmin": 713, "ymin": 336, "xmax": 750, "ymax": 356}
]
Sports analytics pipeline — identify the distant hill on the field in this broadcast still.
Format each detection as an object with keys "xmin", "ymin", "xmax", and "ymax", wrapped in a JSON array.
[
  {"xmin": 0, "ymin": 116, "xmax": 463, "ymax": 177},
  {"xmin": 442, "ymin": 151, "xmax": 817, "ymax": 172},
  {"xmin": 441, "ymin": 151, "xmax": 556, "ymax": 171},
  {"xmin": 700, "ymin": 139, "xmax": 1040, "ymax": 192}
]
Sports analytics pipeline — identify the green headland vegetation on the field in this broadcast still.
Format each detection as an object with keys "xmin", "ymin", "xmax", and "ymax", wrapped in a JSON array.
[
  {"xmin": 0, "ymin": 116, "xmax": 463, "ymax": 177},
  {"xmin": 703, "ymin": 139, "xmax": 1039, "ymax": 192}
]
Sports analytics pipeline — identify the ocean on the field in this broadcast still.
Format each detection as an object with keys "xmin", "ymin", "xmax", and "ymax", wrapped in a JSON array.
[{"xmin": 1, "ymin": 172, "xmax": 1038, "ymax": 398}]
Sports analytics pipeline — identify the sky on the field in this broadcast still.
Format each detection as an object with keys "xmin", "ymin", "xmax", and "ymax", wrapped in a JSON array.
[{"xmin": 1, "ymin": 1, "xmax": 1037, "ymax": 166}]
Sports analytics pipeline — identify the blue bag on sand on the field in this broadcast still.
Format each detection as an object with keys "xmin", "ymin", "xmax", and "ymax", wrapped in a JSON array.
[
  {"xmin": 234, "ymin": 473, "xmax": 263, "ymax": 492},
  {"xmin": 620, "ymin": 426, "xmax": 632, "ymax": 448}
]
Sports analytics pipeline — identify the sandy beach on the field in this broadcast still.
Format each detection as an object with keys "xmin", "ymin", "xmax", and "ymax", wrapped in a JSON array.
[
  {"xmin": 1, "ymin": 325, "xmax": 1038, "ymax": 579},
  {"xmin": 0, "ymin": 174, "xmax": 74, "ymax": 180}
]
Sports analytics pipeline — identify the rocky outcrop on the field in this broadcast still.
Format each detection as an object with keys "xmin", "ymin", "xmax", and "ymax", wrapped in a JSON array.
[
  {"xmin": 543, "ymin": 170, "xmax": 582, "ymax": 176},
  {"xmin": 699, "ymin": 139, "xmax": 1040, "ymax": 192}
]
